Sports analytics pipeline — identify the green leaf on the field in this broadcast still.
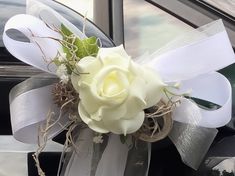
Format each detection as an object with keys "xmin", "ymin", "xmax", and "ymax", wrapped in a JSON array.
[
  {"xmin": 74, "ymin": 36, "xmax": 99, "ymax": 59},
  {"xmin": 66, "ymin": 65, "xmax": 73, "ymax": 75},
  {"xmin": 61, "ymin": 23, "xmax": 73, "ymax": 38},
  {"xmin": 62, "ymin": 46, "xmax": 72, "ymax": 59},
  {"xmin": 52, "ymin": 58, "xmax": 61, "ymax": 66},
  {"xmin": 61, "ymin": 24, "xmax": 73, "ymax": 58},
  {"xmin": 60, "ymin": 24, "xmax": 99, "ymax": 61}
]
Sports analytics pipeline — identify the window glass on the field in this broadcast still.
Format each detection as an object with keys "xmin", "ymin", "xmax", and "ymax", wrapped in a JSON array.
[
  {"xmin": 150, "ymin": 0, "xmax": 235, "ymax": 48},
  {"xmin": 123, "ymin": 0, "xmax": 192, "ymax": 57},
  {"xmin": 56, "ymin": 0, "xmax": 93, "ymax": 20}
]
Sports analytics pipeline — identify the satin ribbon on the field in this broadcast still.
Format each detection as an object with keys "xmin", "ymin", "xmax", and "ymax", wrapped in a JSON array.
[
  {"xmin": 2, "ymin": 0, "xmax": 235, "ymax": 174},
  {"xmin": 26, "ymin": 0, "xmax": 86, "ymax": 40}
]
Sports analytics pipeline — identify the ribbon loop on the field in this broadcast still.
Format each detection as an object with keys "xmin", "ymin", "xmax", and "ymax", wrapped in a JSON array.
[
  {"xmin": 172, "ymin": 72, "xmax": 232, "ymax": 128},
  {"xmin": 148, "ymin": 20, "xmax": 235, "ymax": 82},
  {"xmin": 27, "ymin": 0, "xmax": 86, "ymax": 39},
  {"xmin": 3, "ymin": 14, "xmax": 60, "ymax": 73}
]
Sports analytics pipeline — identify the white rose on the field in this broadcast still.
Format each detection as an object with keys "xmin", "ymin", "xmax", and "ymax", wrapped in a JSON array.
[{"xmin": 71, "ymin": 45, "xmax": 166, "ymax": 135}]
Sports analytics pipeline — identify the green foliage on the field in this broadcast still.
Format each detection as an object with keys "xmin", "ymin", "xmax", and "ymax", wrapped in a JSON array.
[
  {"xmin": 60, "ymin": 24, "xmax": 99, "ymax": 60},
  {"xmin": 53, "ymin": 58, "xmax": 61, "ymax": 67},
  {"xmin": 61, "ymin": 23, "xmax": 73, "ymax": 37},
  {"xmin": 52, "ymin": 24, "xmax": 99, "ymax": 76},
  {"xmin": 74, "ymin": 36, "xmax": 99, "ymax": 59}
]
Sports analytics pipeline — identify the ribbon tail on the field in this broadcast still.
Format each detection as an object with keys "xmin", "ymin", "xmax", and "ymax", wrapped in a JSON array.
[
  {"xmin": 94, "ymin": 134, "xmax": 129, "ymax": 176},
  {"xmin": 168, "ymin": 121, "xmax": 218, "ymax": 169},
  {"xmin": 62, "ymin": 132, "xmax": 150, "ymax": 176},
  {"xmin": 95, "ymin": 135, "xmax": 151, "ymax": 176},
  {"xmin": 124, "ymin": 140, "xmax": 151, "ymax": 176},
  {"xmin": 62, "ymin": 128, "xmax": 94, "ymax": 176},
  {"xmin": 62, "ymin": 133, "xmax": 129, "ymax": 176},
  {"xmin": 168, "ymin": 72, "xmax": 231, "ymax": 169}
]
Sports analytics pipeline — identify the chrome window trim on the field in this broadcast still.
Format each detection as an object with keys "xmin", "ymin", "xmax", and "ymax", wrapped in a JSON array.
[
  {"xmin": 148, "ymin": 0, "xmax": 235, "ymax": 49},
  {"xmin": 93, "ymin": 0, "xmax": 124, "ymax": 45}
]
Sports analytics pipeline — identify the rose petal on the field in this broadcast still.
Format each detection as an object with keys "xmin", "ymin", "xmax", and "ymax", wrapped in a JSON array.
[
  {"xmin": 72, "ymin": 56, "xmax": 102, "ymax": 86},
  {"xmin": 98, "ymin": 105, "xmax": 127, "ymax": 121},
  {"xmin": 78, "ymin": 84, "xmax": 102, "ymax": 114},
  {"xmin": 121, "ymin": 77, "xmax": 147, "ymax": 119},
  {"xmin": 143, "ymin": 67, "xmax": 166, "ymax": 108},
  {"xmin": 91, "ymin": 66, "xmax": 129, "ymax": 103},
  {"xmin": 129, "ymin": 62, "xmax": 165, "ymax": 107},
  {"xmin": 100, "ymin": 53, "xmax": 130, "ymax": 69},
  {"xmin": 71, "ymin": 56, "xmax": 102, "ymax": 92},
  {"xmin": 78, "ymin": 103, "xmax": 109, "ymax": 133},
  {"xmin": 98, "ymin": 45, "xmax": 129, "ymax": 60},
  {"xmin": 103, "ymin": 111, "xmax": 145, "ymax": 135}
]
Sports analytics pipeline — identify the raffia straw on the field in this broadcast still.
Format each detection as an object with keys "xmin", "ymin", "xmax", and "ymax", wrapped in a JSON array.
[
  {"xmin": 134, "ymin": 99, "xmax": 180, "ymax": 142},
  {"xmin": 33, "ymin": 98, "xmax": 78, "ymax": 176},
  {"xmin": 33, "ymin": 110, "xmax": 54, "ymax": 176},
  {"xmin": 56, "ymin": 119, "xmax": 80, "ymax": 176},
  {"xmin": 30, "ymin": 15, "xmax": 96, "ymax": 176}
]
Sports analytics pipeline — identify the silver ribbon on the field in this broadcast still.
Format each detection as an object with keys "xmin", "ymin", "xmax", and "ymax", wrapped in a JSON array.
[{"xmin": 169, "ymin": 122, "xmax": 218, "ymax": 169}]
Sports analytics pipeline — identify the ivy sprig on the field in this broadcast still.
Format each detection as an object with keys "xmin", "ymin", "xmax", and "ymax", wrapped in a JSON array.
[{"xmin": 53, "ymin": 24, "xmax": 99, "ymax": 75}]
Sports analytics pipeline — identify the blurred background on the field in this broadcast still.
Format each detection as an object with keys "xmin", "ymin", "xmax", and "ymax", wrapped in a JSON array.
[
  {"xmin": 56, "ymin": 0, "xmax": 235, "ymax": 57},
  {"xmin": 56, "ymin": 0, "xmax": 192, "ymax": 57}
]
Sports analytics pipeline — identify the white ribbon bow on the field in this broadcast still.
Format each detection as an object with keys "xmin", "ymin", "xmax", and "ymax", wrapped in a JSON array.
[{"xmin": 2, "ymin": 0, "xmax": 235, "ymax": 175}]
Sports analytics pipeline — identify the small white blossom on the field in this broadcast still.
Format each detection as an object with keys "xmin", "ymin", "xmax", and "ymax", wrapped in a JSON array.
[
  {"xmin": 57, "ymin": 64, "xmax": 67, "ymax": 77},
  {"xmin": 93, "ymin": 135, "xmax": 104, "ymax": 144},
  {"xmin": 60, "ymin": 75, "xmax": 69, "ymax": 84},
  {"xmin": 56, "ymin": 64, "xmax": 69, "ymax": 84},
  {"xmin": 58, "ymin": 52, "xmax": 67, "ymax": 62}
]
